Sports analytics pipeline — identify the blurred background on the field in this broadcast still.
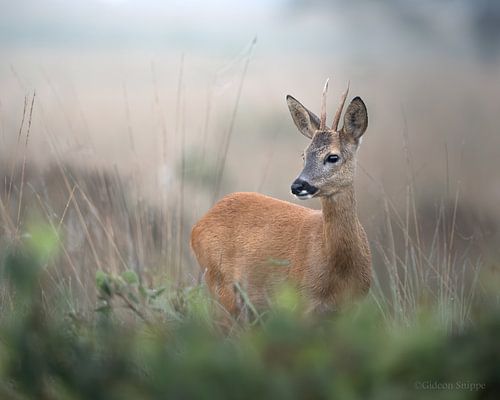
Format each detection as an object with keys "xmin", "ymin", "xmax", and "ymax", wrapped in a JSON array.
[{"xmin": 1, "ymin": 0, "xmax": 499, "ymax": 302}]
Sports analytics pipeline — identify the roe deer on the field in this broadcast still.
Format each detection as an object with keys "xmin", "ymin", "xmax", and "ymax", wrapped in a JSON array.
[{"xmin": 191, "ymin": 80, "xmax": 371, "ymax": 316}]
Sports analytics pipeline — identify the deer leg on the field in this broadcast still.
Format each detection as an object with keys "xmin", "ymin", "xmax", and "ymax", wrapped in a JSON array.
[{"xmin": 205, "ymin": 267, "xmax": 242, "ymax": 319}]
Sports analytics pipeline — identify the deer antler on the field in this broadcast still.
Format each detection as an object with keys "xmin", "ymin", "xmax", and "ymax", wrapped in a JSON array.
[
  {"xmin": 332, "ymin": 81, "xmax": 350, "ymax": 132},
  {"xmin": 319, "ymin": 78, "xmax": 329, "ymax": 130}
]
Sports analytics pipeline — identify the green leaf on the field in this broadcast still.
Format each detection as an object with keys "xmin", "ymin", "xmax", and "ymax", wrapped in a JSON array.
[
  {"xmin": 139, "ymin": 285, "xmax": 148, "ymax": 298},
  {"xmin": 122, "ymin": 270, "xmax": 139, "ymax": 285},
  {"xmin": 96, "ymin": 270, "xmax": 107, "ymax": 287},
  {"xmin": 26, "ymin": 223, "xmax": 60, "ymax": 263},
  {"xmin": 95, "ymin": 304, "xmax": 111, "ymax": 313},
  {"xmin": 96, "ymin": 270, "xmax": 112, "ymax": 297},
  {"xmin": 149, "ymin": 287, "xmax": 166, "ymax": 299}
]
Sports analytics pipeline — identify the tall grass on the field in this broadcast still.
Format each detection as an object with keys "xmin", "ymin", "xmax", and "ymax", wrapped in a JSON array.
[
  {"xmin": 1, "ymin": 44, "xmax": 259, "ymax": 315},
  {"xmin": 0, "ymin": 59, "xmax": 498, "ymax": 398},
  {"xmin": 0, "ymin": 47, "xmax": 493, "ymax": 329},
  {"xmin": 0, "ymin": 66, "xmax": 488, "ymax": 331},
  {"xmin": 0, "ymin": 228, "xmax": 498, "ymax": 399}
]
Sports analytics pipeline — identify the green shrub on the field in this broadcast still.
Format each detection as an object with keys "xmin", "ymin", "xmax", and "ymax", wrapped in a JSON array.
[{"xmin": 0, "ymin": 229, "xmax": 498, "ymax": 400}]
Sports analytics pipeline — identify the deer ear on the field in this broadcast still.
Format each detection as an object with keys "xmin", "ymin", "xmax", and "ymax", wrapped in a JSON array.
[
  {"xmin": 286, "ymin": 95, "xmax": 320, "ymax": 139},
  {"xmin": 342, "ymin": 97, "xmax": 368, "ymax": 142}
]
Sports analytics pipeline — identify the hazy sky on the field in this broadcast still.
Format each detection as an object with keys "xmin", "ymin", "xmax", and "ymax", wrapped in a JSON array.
[
  {"xmin": 0, "ymin": 0, "xmax": 289, "ymax": 53},
  {"xmin": 1, "ymin": 0, "xmax": 493, "ymax": 63}
]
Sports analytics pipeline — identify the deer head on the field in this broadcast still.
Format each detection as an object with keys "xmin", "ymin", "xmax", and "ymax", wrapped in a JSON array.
[{"xmin": 287, "ymin": 80, "xmax": 368, "ymax": 199}]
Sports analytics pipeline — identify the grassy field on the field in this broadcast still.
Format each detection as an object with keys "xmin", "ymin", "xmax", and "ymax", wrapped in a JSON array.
[
  {"xmin": 0, "ymin": 219, "xmax": 498, "ymax": 399},
  {"xmin": 2, "ymin": 1, "xmax": 500, "ymax": 397},
  {"xmin": 0, "ymin": 87, "xmax": 498, "ymax": 399}
]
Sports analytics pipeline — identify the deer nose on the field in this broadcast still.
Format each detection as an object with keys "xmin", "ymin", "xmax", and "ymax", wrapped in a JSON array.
[
  {"xmin": 291, "ymin": 181, "xmax": 303, "ymax": 195},
  {"xmin": 291, "ymin": 179, "xmax": 318, "ymax": 197}
]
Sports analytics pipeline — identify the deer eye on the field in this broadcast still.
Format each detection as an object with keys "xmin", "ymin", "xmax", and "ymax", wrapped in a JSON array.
[{"xmin": 325, "ymin": 154, "xmax": 340, "ymax": 164}]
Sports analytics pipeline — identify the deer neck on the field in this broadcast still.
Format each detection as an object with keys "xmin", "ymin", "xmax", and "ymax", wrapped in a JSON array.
[{"xmin": 320, "ymin": 185, "xmax": 359, "ymax": 263}]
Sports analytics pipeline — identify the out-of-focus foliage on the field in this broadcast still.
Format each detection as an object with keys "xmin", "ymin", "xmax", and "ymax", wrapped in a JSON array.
[{"xmin": 0, "ymin": 229, "xmax": 498, "ymax": 400}]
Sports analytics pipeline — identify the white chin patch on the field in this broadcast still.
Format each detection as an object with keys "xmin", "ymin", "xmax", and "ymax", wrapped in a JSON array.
[{"xmin": 295, "ymin": 192, "xmax": 314, "ymax": 200}]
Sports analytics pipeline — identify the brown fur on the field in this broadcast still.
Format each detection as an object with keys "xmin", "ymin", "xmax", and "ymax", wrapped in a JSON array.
[{"xmin": 191, "ymin": 85, "xmax": 372, "ymax": 316}]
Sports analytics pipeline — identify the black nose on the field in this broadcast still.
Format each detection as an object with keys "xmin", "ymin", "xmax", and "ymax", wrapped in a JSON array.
[
  {"xmin": 291, "ymin": 179, "xmax": 318, "ymax": 196},
  {"xmin": 291, "ymin": 181, "xmax": 304, "ymax": 195}
]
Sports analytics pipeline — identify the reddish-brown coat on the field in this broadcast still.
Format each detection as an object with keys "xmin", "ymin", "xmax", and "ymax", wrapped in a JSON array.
[{"xmin": 191, "ymin": 188, "xmax": 371, "ymax": 315}]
